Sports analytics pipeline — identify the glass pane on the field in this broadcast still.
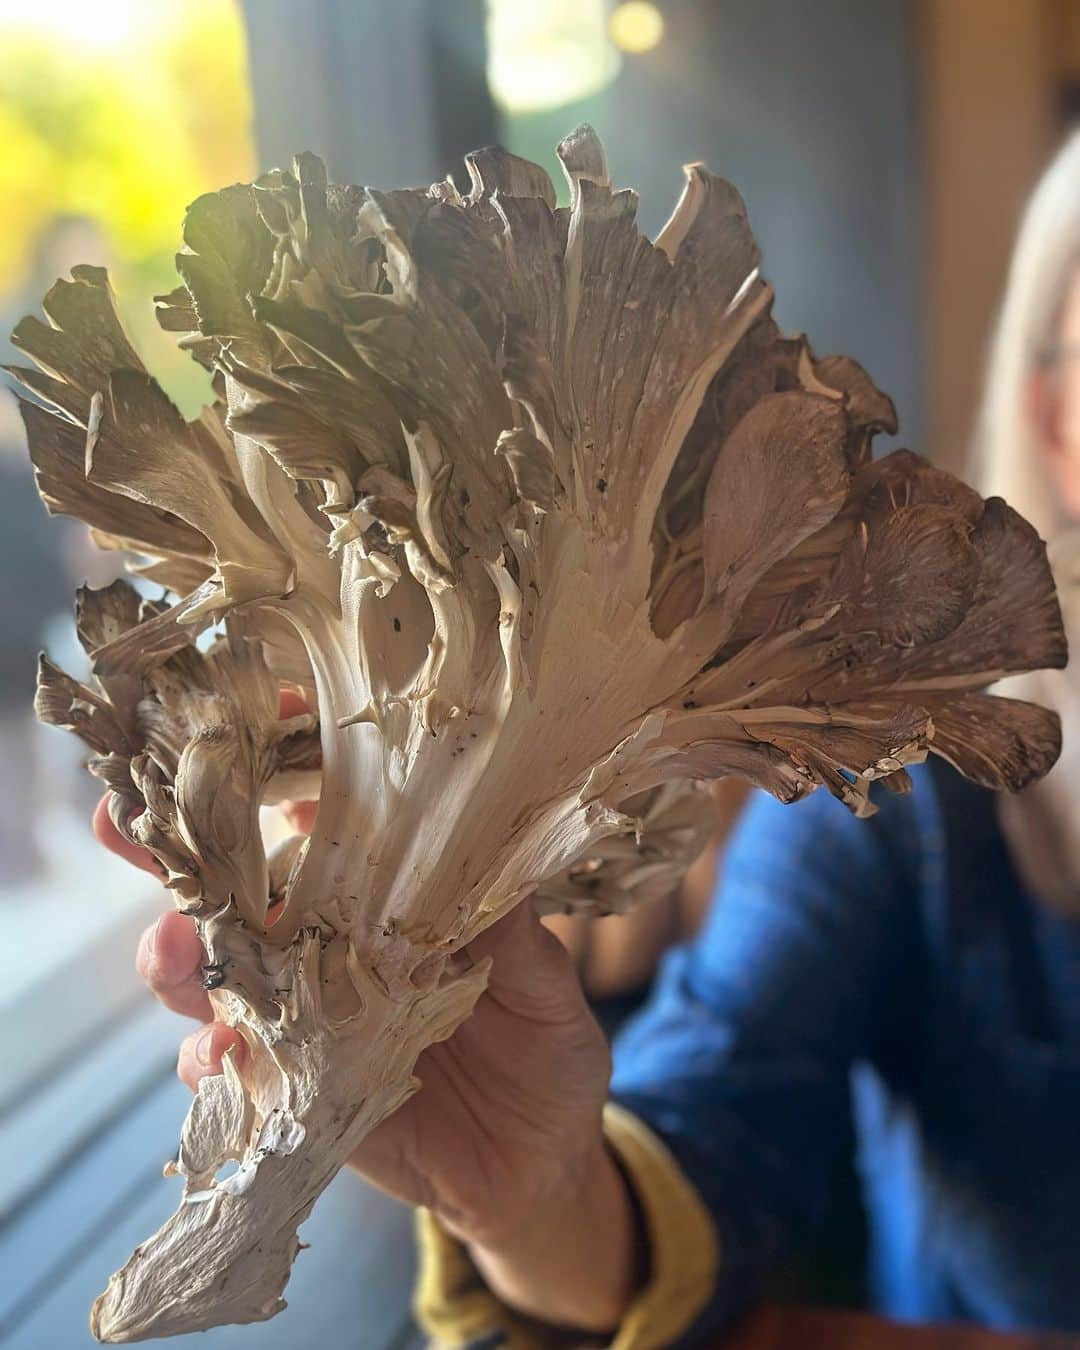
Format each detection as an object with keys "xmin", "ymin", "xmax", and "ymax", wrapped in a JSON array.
[{"xmin": 0, "ymin": 0, "xmax": 254, "ymax": 1087}]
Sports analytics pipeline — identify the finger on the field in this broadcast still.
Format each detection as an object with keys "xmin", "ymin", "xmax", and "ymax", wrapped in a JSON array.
[
  {"xmin": 279, "ymin": 798, "xmax": 317, "ymax": 834},
  {"xmin": 469, "ymin": 899, "xmax": 550, "ymax": 967},
  {"xmin": 92, "ymin": 794, "xmax": 162, "ymax": 877},
  {"xmin": 278, "ymin": 688, "xmax": 309, "ymax": 719},
  {"xmin": 177, "ymin": 1022, "xmax": 246, "ymax": 1092},
  {"xmin": 136, "ymin": 911, "xmax": 213, "ymax": 1020},
  {"xmin": 468, "ymin": 902, "xmax": 581, "ymax": 1004}
]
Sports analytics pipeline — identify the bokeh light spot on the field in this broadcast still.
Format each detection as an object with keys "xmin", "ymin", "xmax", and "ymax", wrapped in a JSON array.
[{"xmin": 609, "ymin": 1, "xmax": 665, "ymax": 55}]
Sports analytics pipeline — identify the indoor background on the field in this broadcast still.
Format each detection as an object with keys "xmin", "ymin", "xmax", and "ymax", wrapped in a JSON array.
[{"xmin": 0, "ymin": 2, "xmax": 1077, "ymax": 1346}]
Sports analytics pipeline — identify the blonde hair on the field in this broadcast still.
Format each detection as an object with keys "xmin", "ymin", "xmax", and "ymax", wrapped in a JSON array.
[{"xmin": 976, "ymin": 127, "xmax": 1080, "ymax": 536}]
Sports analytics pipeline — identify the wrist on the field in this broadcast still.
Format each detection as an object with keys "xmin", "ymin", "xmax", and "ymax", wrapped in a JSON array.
[{"xmin": 465, "ymin": 1131, "xmax": 645, "ymax": 1333}]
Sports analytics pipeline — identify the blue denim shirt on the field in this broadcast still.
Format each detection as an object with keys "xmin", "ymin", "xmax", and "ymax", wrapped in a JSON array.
[{"xmin": 609, "ymin": 761, "xmax": 1080, "ymax": 1342}]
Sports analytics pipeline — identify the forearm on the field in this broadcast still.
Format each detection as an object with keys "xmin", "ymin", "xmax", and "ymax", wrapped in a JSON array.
[{"xmin": 466, "ymin": 1135, "xmax": 646, "ymax": 1334}]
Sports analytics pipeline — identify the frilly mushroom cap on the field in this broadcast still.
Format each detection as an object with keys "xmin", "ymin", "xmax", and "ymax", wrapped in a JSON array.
[{"xmin": 7, "ymin": 127, "xmax": 1067, "ymax": 1340}]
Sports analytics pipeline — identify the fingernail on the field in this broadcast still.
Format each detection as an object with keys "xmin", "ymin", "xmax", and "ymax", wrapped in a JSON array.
[
  {"xmin": 146, "ymin": 915, "xmax": 163, "ymax": 957},
  {"xmin": 194, "ymin": 1027, "xmax": 215, "ymax": 1068}
]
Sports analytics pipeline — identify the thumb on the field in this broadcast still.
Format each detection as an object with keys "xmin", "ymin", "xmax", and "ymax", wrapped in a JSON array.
[{"xmin": 467, "ymin": 902, "xmax": 585, "ymax": 1011}]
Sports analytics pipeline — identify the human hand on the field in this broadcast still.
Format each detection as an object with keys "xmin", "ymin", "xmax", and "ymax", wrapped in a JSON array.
[{"xmin": 95, "ymin": 755, "xmax": 636, "ymax": 1329}]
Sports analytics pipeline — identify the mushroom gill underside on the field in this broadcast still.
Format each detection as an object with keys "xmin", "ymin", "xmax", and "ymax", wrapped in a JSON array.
[{"xmin": 9, "ymin": 127, "xmax": 1066, "ymax": 1342}]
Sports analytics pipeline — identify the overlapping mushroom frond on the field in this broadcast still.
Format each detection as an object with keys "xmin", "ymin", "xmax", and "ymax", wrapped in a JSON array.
[
  {"xmin": 7, "ymin": 127, "xmax": 1067, "ymax": 1340},
  {"xmin": 14, "ymin": 130, "xmax": 1064, "ymax": 851}
]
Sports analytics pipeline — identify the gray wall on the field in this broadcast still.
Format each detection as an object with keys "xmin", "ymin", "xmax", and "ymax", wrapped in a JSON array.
[
  {"xmin": 241, "ymin": 0, "xmax": 922, "ymax": 448},
  {"xmin": 240, "ymin": 0, "xmax": 494, "ymax": 190},
  {"xmin": 506, "ymin": 0, "xmax": 923, "ymax": 450}
]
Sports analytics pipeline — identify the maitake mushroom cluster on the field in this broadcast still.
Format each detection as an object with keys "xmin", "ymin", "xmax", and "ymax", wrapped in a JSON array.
[{"xmin": 9, "ymin": 128, "xmax": 1065, "ymax": 1341}]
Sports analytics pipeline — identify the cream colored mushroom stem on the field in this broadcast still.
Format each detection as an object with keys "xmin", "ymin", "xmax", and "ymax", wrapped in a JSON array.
[{"xmin": 92, "ymin": 933, "xmax": 489, "ymax": 1342}]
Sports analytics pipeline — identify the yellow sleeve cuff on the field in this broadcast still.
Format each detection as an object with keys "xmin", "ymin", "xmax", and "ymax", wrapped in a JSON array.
[{"xmin": 413, "ymin": 1103, "xmax": 720, "ymax": 1349}]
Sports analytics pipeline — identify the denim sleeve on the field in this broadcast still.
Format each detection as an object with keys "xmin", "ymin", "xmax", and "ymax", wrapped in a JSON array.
[{"xmin": 609, "ymin": 782, "xmax": 921, "ymax": 1343}]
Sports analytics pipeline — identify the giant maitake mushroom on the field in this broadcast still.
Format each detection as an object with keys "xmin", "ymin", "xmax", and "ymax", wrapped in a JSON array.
[{"xmin": 8, "ymin": 128, "xmax": 1066, "ymax": 1342}]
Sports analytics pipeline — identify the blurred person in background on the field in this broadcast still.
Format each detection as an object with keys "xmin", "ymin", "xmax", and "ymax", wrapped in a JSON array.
[
  {"xmin": 978, "ymin": 133, "xmax": 1080, "ymax": 916},
  {"xmin": 99, "ymin": 129, "xmax": 1079, "ymax": 1347}
]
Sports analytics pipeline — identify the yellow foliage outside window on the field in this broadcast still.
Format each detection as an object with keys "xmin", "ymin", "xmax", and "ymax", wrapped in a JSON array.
[{"xmin": 0, "ymin": 0, "xmax": 254, "ymax": 416}]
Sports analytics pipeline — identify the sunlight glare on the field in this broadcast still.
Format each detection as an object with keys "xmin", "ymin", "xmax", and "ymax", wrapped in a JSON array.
[
  {"xmin": 486, "ymin": 0, "xmax": 620, "ymax": 114},
  {"xmin": 0, "ymin": 0, "xmax": 170, "ymax": 50}
]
